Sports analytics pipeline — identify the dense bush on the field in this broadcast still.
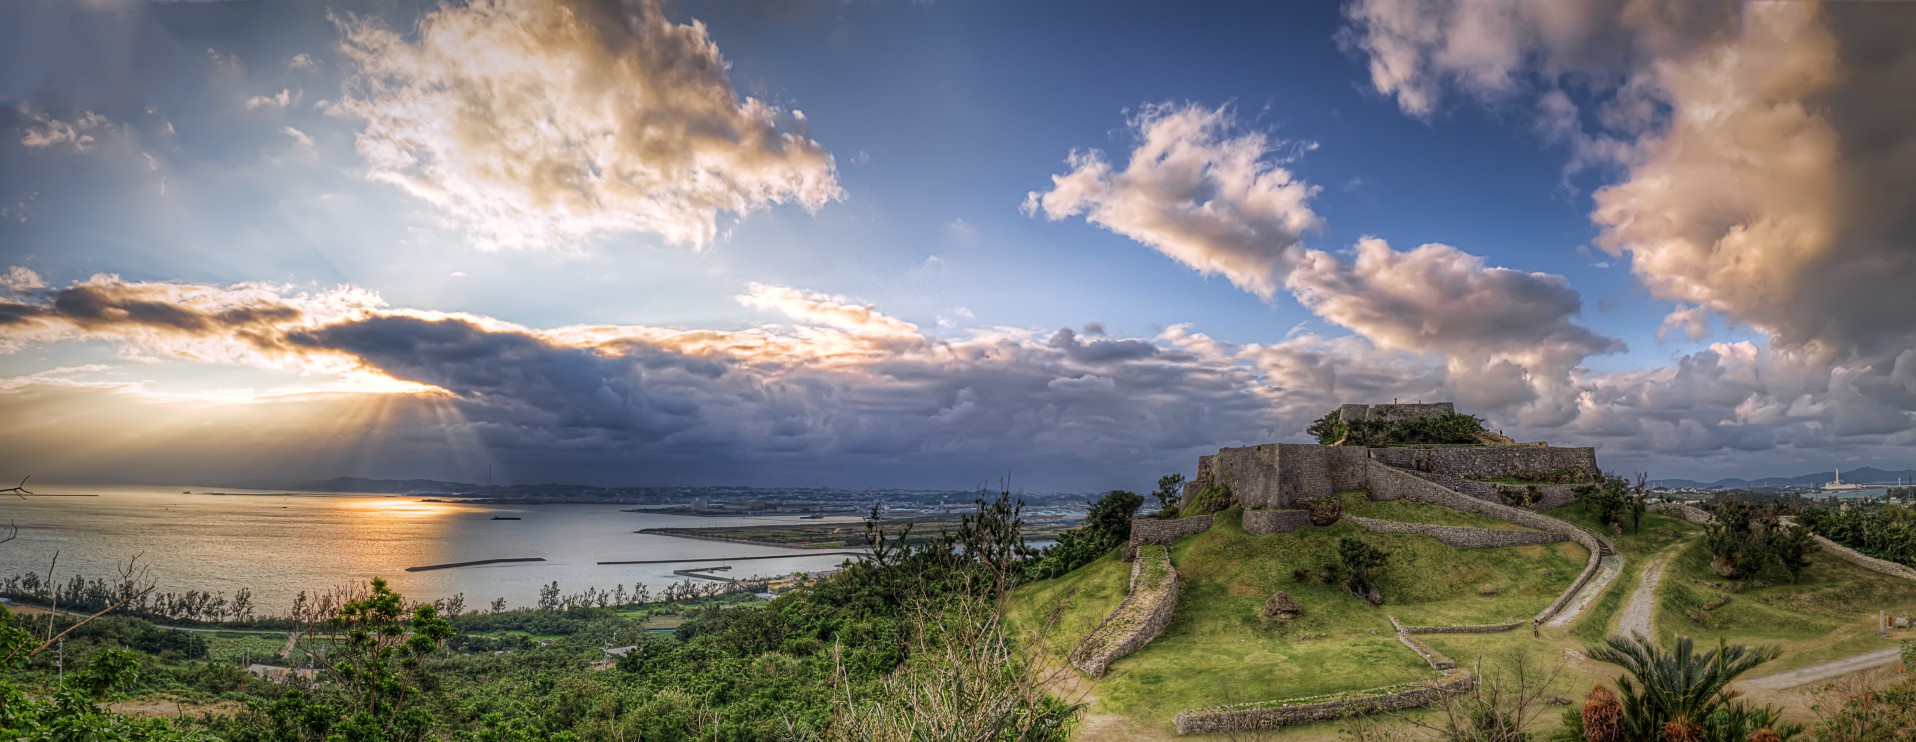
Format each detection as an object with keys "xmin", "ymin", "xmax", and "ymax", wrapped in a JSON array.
[
  {"xmin": 1798, "ymin": 503, "xmax": 1916, "ymax": 568},
  {"xmin": 1307, "ymin": 409, "xmax": 1489, "ymax": 447},
  {"xmin": 1022, "ymin": 490, "xmax": 1142, "ymax": 581}
]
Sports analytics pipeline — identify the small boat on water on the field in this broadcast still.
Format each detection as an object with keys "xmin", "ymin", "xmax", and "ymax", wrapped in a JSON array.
[
  {"xmin": 490, "ymin": 516, "xmax": 522, "ymax": 520},
  {"xmin": 800, "ymin": 514, "xmax": 824, "ymax": 520}
]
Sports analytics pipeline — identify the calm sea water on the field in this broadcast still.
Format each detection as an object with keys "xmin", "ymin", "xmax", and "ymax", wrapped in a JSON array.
[{"xmin": 0, "ymin": 484, "xmax": 868, "ymax": 613}]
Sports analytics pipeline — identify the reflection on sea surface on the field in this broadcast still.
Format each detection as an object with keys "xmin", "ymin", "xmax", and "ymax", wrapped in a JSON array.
[{"xmin": 0, "ymin": 484, "xmax": 864, "ymax": 612}]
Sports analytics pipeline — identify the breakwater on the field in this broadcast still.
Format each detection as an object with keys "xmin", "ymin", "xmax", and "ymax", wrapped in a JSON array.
[
  {"xmin": 405, "ymin": 557, "xmax": 546, "ymax": 572},
  {"xmin": 597, "ymin": 551, "xmax": 865, "ymax": 565}
]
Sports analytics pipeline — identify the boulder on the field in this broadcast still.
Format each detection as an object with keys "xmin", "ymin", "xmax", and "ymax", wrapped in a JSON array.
[{"xmin": 1262, "ymin": 591, "xmax": 1302, "ymax": 619}]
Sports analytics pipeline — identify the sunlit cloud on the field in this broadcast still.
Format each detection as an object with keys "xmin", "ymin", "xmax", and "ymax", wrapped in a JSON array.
[
  {"xmin": 331, "ymin": 0, "xmax": 843, "ymax": 250},
  {"xmin": 1024, "ymin": 102, "xmax": 1321, "ymax": 299}
]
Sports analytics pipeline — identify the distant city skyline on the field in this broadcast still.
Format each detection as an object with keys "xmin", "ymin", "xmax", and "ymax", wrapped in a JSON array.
[{"xmin": 3, "ymin": 0, "xmax": 1916, "ymax": 489}]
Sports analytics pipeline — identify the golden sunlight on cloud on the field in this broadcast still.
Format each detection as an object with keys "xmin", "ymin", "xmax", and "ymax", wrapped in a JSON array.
[{"xmin": 333, "ymin": 0, "xmax": 842, "ymax": 250}]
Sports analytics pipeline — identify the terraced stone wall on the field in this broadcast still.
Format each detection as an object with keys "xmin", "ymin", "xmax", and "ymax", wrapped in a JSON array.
[
  {"xmin": 1364, "ymin": 461, "xmax": 1607, "ymax": 625},
  {"xmin": 1172, "ymin": 670, "xmax": 1472, "ymax": 735},
  {"xmin": 1370, "ymin": 446, "xmax": 1599, "ymax": 483},
  {"xmin": 1243, "ymin": 509, "xmax": 1311, "ymax": 535},
  {"xmin": 1124, "ymin": 514, "xmax": 1214, "ymax": 561},
  {"xmin": 1345, "ymin": 516, "xmax": 1566, "ymax": 548},
  {"xmin": 1411, "ymin": 471, "xmax": 1580, "ymax": 510}
]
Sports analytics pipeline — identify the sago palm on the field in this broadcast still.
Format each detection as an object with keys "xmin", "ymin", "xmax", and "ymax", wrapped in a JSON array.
[{"xmin": 1584, "ymin": 633, "xmax": 1780, "ymax": 739}]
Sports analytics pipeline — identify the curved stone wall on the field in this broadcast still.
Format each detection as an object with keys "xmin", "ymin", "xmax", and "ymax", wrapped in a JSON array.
[
  {"xmin": 1364, "ymin": 461, "xmax": 1609, "ymax": 626},
  {"xmin": 1243, "ymin": 509, "xmax": 1311, "ymax": 535},
  {"xmin": 1809, "ymin": 534, "xmax": 1916, "ymax": 583},
  {"xmin": 1345, "ymin": 516, "xmax": 1566, "ymax": 548},
  {"xmin": 1069, "ymin": 545, "xmax": 1180, "ymax": 677},
  {"xmin": 1647, "ymin": 502, "xmax": 1715, "ymax": 526},
  {"xmin": 1172, "ymin": 669, "xmax": 1472, "ymax": 735}
]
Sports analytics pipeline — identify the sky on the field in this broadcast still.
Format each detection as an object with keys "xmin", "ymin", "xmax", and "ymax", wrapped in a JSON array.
[{"xmin": 2, "ymin": 0, "xmax": 1914, "ymax": 491}]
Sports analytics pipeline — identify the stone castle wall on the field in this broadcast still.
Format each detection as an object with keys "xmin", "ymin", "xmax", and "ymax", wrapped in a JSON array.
[
  {"xmin": 1172, "ymin": 669, "xmax": 1472, "ymax": 735},
  {"xmin": 1339, "ymin": 402, "xmax": 1456, "ymax": 423},
  {"xmin": 1243, "ymin": 509, "xmax": 1311, "ymax": 535},
  {"xmin": 1345, "ymin": 516, "xmax": 1567, "ymax": 548},
  {"xmin": 1070, "ymin": 546, "xmax": 1180, "ymax": 677},
  {"xmin": 1199, "ymin": 443, "xmax": 1371, "ymax": 509},
  {"xmin": 1124, "ymin": 515, "xmax": 1214, "ymax": 561},
  {"xmin": 1369, "ymin": 446, "xmax": 1599, "ymax": 483}
]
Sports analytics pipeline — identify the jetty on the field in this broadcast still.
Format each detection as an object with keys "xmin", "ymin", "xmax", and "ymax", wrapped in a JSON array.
[{"xmin": 405, "ymin": 557, "xmax": 546, "ymax": 572}]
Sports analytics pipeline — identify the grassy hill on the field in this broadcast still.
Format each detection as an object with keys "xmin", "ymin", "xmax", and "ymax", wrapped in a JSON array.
[
  {"xmin": 1008, "ymin": 506, "xmax": 1587, "ymax": 731},
  {"xmin": 1655, "ymin": 535, "xmax": 1916, "ymax": 672}
]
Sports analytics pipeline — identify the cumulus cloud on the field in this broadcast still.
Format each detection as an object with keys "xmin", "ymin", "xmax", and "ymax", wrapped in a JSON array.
[
  {"xmin": 245, "ymin": 89, "xmax": 294, "ymax": 110},
  {"xmin": 1023, "ymin": 102, "xmax": 1322, "ymax": 299},
  {"xmin": 1288, "ymin": 237, "xmax": 1622, "ymax": 423},
  {"xmin": 332, "ymin": 0, "xmax": 842, "ymax": 250},
  {"xmin": 1, "ymin": 267, "xmax": 44, "ymax": 292},
  {"xmin": 1342, "ymin": 0, "xmax": 1916, "ymax": 364},
  {"xmin": 1030, "ymin": 103, "xmax": 1620, "ymax": 423}
]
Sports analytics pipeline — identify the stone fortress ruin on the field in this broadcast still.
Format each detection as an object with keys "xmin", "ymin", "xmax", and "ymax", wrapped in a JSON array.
[
  {"xmin": 1181, "ymin": 402, "xmax": 1600, "ymax": 512},
  {"xmin": 1073, "ymin": 401, "xmax": 1621, "ymax": 734}
]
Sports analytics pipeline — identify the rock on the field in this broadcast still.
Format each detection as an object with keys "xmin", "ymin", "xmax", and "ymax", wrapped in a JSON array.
[{"xmin": 1262, "ymin": 591, "xmax": 1302, "ymax": 619}]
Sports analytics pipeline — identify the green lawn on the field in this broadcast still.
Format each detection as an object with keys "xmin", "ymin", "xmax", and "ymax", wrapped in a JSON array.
[
  {"xmin": 1011, "ymin": 507, "xmax": 1586, "ymax": 732},
  {"xmin": 1344, "ymin": 491, "xmax": 1529, "ymax": 530}
]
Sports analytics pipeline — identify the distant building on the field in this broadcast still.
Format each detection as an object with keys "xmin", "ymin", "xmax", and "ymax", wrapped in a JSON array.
[{"xmin": 1822, "ymin": 467, "xmax": 1867, "ymax": 492}]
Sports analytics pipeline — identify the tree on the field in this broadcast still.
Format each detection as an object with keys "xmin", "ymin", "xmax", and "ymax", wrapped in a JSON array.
[
  {"xmin": 1631, "ymin": 472, "xmax": 1649, "ymax": 533},
  {"xmin": 1575, "ymin": 474, "xmax": 1636, "ymax": 533},
  {"xmin": 1307, "ymin": 410, "xmax": 1347, "ymax": 445},
  {"xmin": 1022, "ymin": 490, "xmax": 1142, "ymax": 581},
  {"xmin": 1334, "ymin": 537, "xmax": 1389, "ymax": 604},
  {"xmin": 1152, "ymin": 474, "xmax": 1185, "ymax": 518},
  {"xmin": 1770, "ymin": 524, "xmax": 1819, "ymax": 584},
  {"xmin": 1585, "ymin": 634, "xmax": 1787, "ymax": 741},
  {"xmin": 1704, "ymin": 499, "xmax": 1773, "ymax": 580}
]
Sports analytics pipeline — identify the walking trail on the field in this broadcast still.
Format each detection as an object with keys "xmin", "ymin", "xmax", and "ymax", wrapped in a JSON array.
[
  {"xmin": 1617, "ymin": 553, "xmax": 1671, "ymax": 638},
  {"xmin": 1741, "ymin": 647, "xmax": 1905, "ymax": 690}
]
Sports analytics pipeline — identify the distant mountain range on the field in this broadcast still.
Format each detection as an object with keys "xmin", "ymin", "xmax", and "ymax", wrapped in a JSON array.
[{"xmin": 1651, "ymin": 467, "xmax": 1916, "ymax": 490}]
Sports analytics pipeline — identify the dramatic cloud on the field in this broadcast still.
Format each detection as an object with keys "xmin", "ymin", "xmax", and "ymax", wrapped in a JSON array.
[
  {"xmin": 1031, "ymin": 103, "xmax": 1620, "ymax": 423},
  {"xmin": 1342, "ymin": 0, "xmax": 1916, "ymax": 362},
  {"xmin": 1024, "ymin": 102, "xmax": 1322, "ymax": 298},
  {"xmin": 1289, "ymin": 237, "xmax": 1622, "ymax": 422},
  {"xmin": 0, "ymin": 273, "xmax": 1299, "ymax": 486},
  {"xmin": 333, "ymin": 0, "xmax": 843, "ymax": 250}
]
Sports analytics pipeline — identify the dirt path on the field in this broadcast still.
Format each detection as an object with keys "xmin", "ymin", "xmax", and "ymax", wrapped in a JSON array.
[
  {"xmin": 1741, "ymin": 647, "xmax": 1904, "ymax": 691},
  {"xmin": 1617, "ymin": 554, "xmax": 1669, "ymax": 639}
]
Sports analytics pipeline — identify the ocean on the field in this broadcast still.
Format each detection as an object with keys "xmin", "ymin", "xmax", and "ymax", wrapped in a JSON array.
[{"xmin": 0, "ymin": 484, "xmax": 868, "ymax": 613}]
